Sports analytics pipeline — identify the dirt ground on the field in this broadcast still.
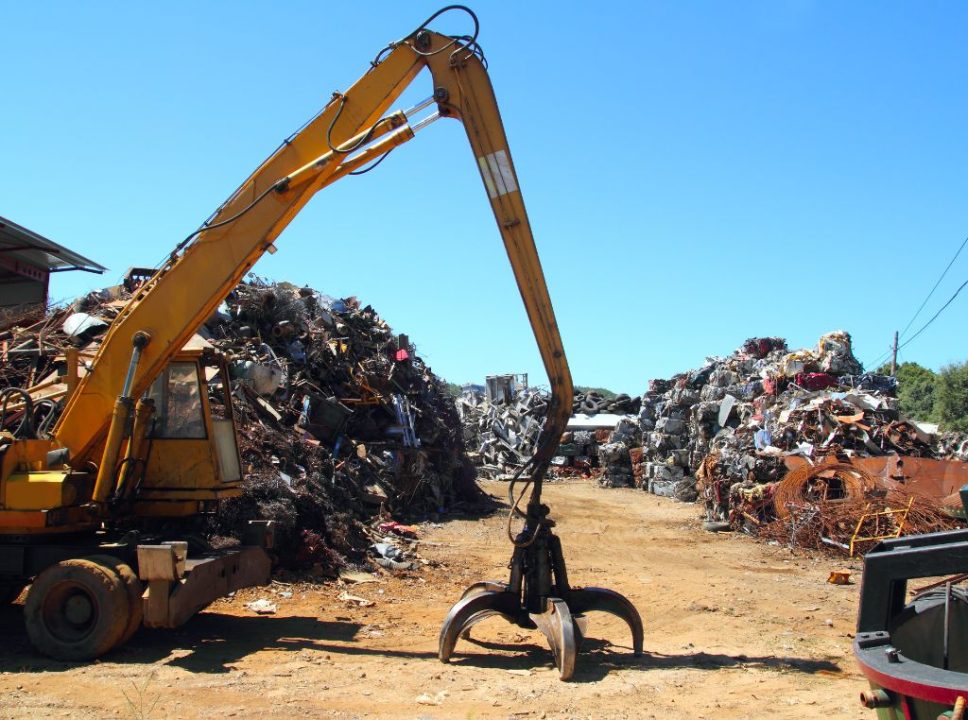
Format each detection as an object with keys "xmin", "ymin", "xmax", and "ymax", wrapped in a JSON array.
[{"xmin": 0, "ymin": 479, "xmax": 871, "ymax": 720}]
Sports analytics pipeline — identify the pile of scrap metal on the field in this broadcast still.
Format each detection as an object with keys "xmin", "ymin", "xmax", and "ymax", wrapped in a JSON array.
[
  {"xmin": 456, "ymin": 382, "xmax": 548, "ymax": 478},
  {"xmin": 629, "ymin": 330, "xmax": 968, "ymax": 552},
  {"xmin": 595, "ymin": 418, "xmax": 643, "ymax": 488},
  {"xmin": 634, "ymin": 336, "xmax": 795, "ymax": 501},
  {"xmin": 750, "ymin": 460, "xmax": 961, "ymax": 554},
  {"xmin": 0, "ymin": 277, "xmax": 475, "ymax": 573},
  {"xmin": 552, "ymin": 428, "xmax": 609, "ymax": 479},
  {"xmin": 551, "ymin": 398, "xmax": 642, "ymax": 480},
  {"xmin": 455, "ymin": 383, "xmax": 643, "ymax": 480}
]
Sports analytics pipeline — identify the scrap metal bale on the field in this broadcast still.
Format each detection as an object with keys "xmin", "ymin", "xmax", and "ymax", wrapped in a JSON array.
[
  {"xmin": 599, "ymin": 442, "xmax": 629, "ymax": 465},
  {"xmin": 672, "ymin": 388, "xmax": 700, "ymax": 407},
  {"xmin": 656, "ymin": 416, "xmax": 685, "ymax": 434},
  {"xmin": 700, "ymin": 384, "xmax": 727, "ymax": 402},
  {"xmin": 572, "ymin": 430, "xmax": 593, "ymax": 445},
  {"xmin": 816, "ymin": 330, "xmax": 862, "ymax": 375},
  {"xmin": 675, "ymin": 477, "xmax": 698, "ymax": 502}
]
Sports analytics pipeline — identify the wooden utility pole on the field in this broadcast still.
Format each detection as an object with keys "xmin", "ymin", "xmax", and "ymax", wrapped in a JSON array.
[{"xmin": 890, "ymin": 331, "xmax": 899, "ymax": 376}]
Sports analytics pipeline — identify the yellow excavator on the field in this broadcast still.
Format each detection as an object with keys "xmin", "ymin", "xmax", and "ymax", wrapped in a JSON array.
[{"xmin": 0, "ymin": 6, "xmax": 641, "ymax": 676}]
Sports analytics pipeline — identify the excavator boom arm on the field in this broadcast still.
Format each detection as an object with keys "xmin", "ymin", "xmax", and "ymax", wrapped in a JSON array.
[{"xmin": 54, "ymin": 24, "xmax": 572, "ymax": 480}]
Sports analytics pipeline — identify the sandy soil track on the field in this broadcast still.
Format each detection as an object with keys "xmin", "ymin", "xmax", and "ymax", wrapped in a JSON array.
[{"xmin": 0, "ymin": 479, "xmax": 868, "ymax": 719}]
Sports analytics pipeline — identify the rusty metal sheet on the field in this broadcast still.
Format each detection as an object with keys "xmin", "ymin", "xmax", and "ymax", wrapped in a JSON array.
[{"xmin": 786, "ymin": 455, "xmax": 968, "ymax": 505}]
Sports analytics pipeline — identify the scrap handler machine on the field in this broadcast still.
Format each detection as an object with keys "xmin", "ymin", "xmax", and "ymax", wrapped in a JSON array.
[
  {"xmin": 855, "ymin": 485, "xmax": 968, "ymax": 718},
  {"xmin": 0, "ymin": 6, "xmax": 641, "ymax": 675}
]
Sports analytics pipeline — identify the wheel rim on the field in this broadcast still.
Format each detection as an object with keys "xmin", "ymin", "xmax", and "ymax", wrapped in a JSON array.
[{"xmin": 42, "ymin": 582, "xmax": 100, "ymax": 642}]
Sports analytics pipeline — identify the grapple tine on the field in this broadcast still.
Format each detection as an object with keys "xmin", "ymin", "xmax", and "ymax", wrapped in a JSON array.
[
  {"xmin": 457, "ymin": 581, "xmax": 513, "ymax": 639},
  {"xmin": 438, "ymin": 590, "xmax": 522, "ymax": 663},
  {"xmin": 567, "ymin": 586, "xmax": 645, "ymax": 656},
  {"xmin": 459, "ymin": 580, "xmax": 510, "ymax": 600},
  {"xmin": 530, "ymin": 597, "xmax": 578, "ymax": 680}
]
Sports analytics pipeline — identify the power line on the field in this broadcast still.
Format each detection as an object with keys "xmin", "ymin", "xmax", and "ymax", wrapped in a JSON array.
[
  {"xmin": 866, "ymin": 346, "xmax": 894, "ymax": 373},
  {"xmin": 898, "ymin": 277, "xmax": 968, "ymax": 352},
  {"xmin": 899, "ymin": 233, "xmax": 968, "ymax": 340}
]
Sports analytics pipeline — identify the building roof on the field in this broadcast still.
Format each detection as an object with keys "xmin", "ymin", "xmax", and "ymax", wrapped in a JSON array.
[
  {"xmin": 567, "ymin": 413, "xmax": 632, "ymax": 429},
  {"xmin": 0, "ymin": 216, "xmax": 106, "ymax": 274}
]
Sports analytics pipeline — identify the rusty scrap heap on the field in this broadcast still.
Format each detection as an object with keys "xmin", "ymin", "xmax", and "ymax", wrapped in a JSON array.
[
  {"xmin": 634, "ymin": 331, "xmax": 965, "ymax": 551},
  {"xmin": 457, "ymin": 383, "xmax": 642, "ymax": 479},
  {"xmin": 0, "ymin": 278, "xmax": 475, "ymax": 572}
]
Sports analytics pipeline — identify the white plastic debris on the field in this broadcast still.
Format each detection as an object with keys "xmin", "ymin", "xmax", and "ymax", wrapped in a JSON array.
[
  {"xmin": 245, "ymin": 598, "xmax": 278, "ymax": 614},
  {"xmin": 415, "ymin": 691, "xmax": 448, "ymax": 706},
  {"xmin": 62, "ymin": 312, "xmax": 108, "ymax": 341},
  {"xmin": 337, "ymin": 590, "xmax": 374, "ymax": 607}
]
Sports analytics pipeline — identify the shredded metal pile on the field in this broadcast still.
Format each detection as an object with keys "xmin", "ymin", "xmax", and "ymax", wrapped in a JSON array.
[
  {"xmin": 456, "ymin": 383, "xmax": 549, "ymax": 478},
  {"xmin": 636, "ymin": 332, "xmax": 895, "ymax": 501},
  {"xmin": 0, "ymin": 278, "xmax": 477, "ymax": 574},
  {"xmin": 632, "ymin": 330, "xmax": 967, "ymax": 554}
]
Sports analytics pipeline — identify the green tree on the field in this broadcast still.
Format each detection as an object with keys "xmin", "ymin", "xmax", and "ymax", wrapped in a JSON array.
[
  {"xmin": 575, "ymin": 386, "xmax": 617, "ymax": 399},
  {"xmin": 443, "ymin": 382, "xmax": 462, "ymax": 398},
  {"xmin": 879, "ymin": 362, "xmax": 938, "ymax": 421},
  {"xmin": 934, "ymin": 361, "xmax": 968, "ymax": 432}
]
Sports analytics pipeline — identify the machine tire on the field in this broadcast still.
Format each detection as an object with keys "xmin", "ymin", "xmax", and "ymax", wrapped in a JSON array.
[
  {"xmin": 24, "ymin": 558, "xmax": 129, "ymax": 660},
  {"xmin": 84, "ymin": 555, "xmax": 144, "ymax": 645}
]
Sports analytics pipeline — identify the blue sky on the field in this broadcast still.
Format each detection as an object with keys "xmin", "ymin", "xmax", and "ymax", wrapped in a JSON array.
[{"xmin": 2, "ymin": 2, "xmax": 966, "ymax": 394}]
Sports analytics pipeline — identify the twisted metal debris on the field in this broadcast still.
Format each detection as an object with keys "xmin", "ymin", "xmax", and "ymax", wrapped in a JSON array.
[
  {"xmin": 634, "ymin": 331, "xmax": 968, "ymax": 553},
  {"xmin": 0, "ymin": 278, "xmax": 477, "ymax": 573}
]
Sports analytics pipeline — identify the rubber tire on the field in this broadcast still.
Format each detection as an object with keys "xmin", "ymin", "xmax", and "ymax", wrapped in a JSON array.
[
  {"xmin": 85, "ymin": 555, "xmax": 144, "ymax": 645},
  {"xmin": 24, "ymin": 558, "xmax": 130, "ymax": 660}
]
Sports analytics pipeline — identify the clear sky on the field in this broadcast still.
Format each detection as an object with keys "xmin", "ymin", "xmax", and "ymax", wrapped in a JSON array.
[{"xmin": 2, "ymin": 2, "xmax": 966, "ymax": 394}]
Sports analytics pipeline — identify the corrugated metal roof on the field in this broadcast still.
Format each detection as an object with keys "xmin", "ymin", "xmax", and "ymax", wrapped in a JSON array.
[
  {"xmin": 567, "ymin": 413, "xmax": 632, "ymax": 429},
  {"xmin": 0, "ymin": 216, "xmax": 106, "ymax": 274}
]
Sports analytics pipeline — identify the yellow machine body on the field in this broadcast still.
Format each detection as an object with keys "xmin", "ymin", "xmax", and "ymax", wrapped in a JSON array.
[
  {"xmin": 5, "ymin": 471, "xmax": 79, "ymax": 510},
  {"xmin": 0, "ymin": 15, "xmax": 571, "ymax": 538},
  {"xmin": 0, "ymin": 348, "xmax": 242, "ymax": 532}
]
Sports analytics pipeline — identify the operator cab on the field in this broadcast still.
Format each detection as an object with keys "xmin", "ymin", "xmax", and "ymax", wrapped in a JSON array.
[{"xmin": 135, "ymin": 336, "xmax": 242, "ymax": 518}]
